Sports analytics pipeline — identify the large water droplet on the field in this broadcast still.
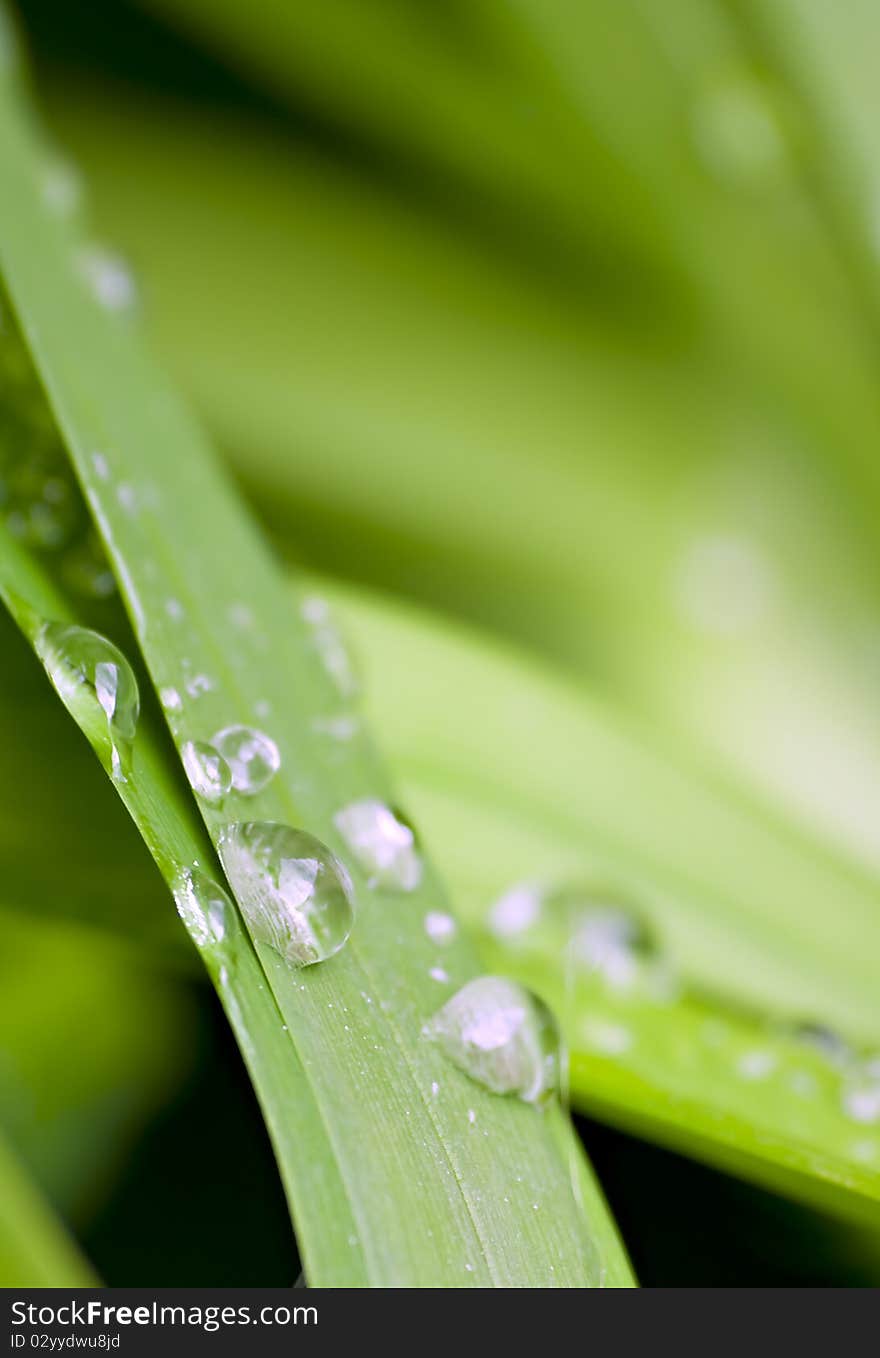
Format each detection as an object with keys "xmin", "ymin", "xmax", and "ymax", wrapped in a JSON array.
[
  {"xmin": 36, "ymin": 622, "xmax": 139, "ymax": 772},
  {"xmin": 181, "ymin": 739, "xmax": 232, "ymax": 805},
  {"xmin": 211, "ymin": 725, "xmax": 280, "ymax": 796},
  {"xmin": 219, "ymin": 822, "xmax": 354, "ymax": 966},
  {"xmin": 842, "ymin": 1057, "xmax": 880, "ymax": 1125},
  {"xmin": 423, "ymin": 976, "xmax": 560, "ymax": 1105},
  {"xmin": 173, "ymin": 867, "xmax": 231, "ymax": 949},
  {"xmin": 334, "ymin": 799, "xmax": 422, "ymax": 891}
]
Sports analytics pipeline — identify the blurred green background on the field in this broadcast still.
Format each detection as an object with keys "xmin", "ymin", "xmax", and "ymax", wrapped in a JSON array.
[{"xmin": 5, "ymin": 0, "xmax": 880, "ymax": 1283}]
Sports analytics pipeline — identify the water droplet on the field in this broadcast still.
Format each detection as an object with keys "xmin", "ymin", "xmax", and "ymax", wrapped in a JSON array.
[
  {"xmin": 424, "ymin": 912, "xmax": 457, "ymax": 944},
  {"xmin": 302, "ymin": 595, "xmax": 360, "ymax": 699},
  {"xmin": 334, "ymin": 799, "xmax": 422, "ymax": 891},
  {"xmin": 41, "ymin": 157, "xmax": 83, "ymax": 218},
  {"xmin": 423, "ymin": 976, "xmax": 560, "ymax": 1105},
  {"xmin": 212, "ymin": 725, "xmax": 280, "ymax": 796},
  {"xmin": 160, "ymin": 687, "xmax": 182, "ymax": 713},
  {"xmin": 165, "ymin": 598, "xmax": 185, "ymax": 622},
  {"xmin": 181, "ymin": 739, "xmax": 232, "ymax": 804},
  {"xmin": 842, "ymin": 1057, "xmax": 880, "ymax": 1125},
  {"xmin": 35, "ymin": 622, "xmax": 139, "ymax": 773},
  {"xmin": 116, "ymin": 482, "xmax": 138, "ymax": 514},
  {"xmin": 312, "ymin": 714, "xmax": 359, "ymax": 741},
  {"xmin": 791, "ymin": 1022, "xmax": 853, "ymax": 1069},
  {"xmin": 185, "ymin": 672, "xmax": 214, "ymax": 697},
  {"xmin": 78, "ymin": 244, "xmax": 138, "ymax": 313},
  {"xmin": 429, "ymin": 966, "xmax": 449, "ymax": 983},
  {"xmin": 219, "ymin": 822, "xmax": 354, "ymax": 966},
  {"xmin": 581, "ymin": 1018, "xmax": 633, "ymax": 1056},
  {"xmin": 490, "ymin": 881, "xmax": 661, "ymax": 991},
  {"xmin": 173, "ymin": 867, "xmax": 230, "ymax": 949},
  {"xmin": 488, "ymin": 882, "xmax": 542, "ymax": 939},
  {"xmin": 91, "ymin": 450, "xmax": 110, "ymax": 481},
  {"xmin": 737, "ymin": 1049, "xmax": 777, "ymax": 1081},
  {"xmin": 568, "ymin": 900, "xmax": 657, "ymax": 989}
]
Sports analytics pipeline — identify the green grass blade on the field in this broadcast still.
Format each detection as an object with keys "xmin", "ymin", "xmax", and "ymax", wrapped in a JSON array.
[
  {"xmin": 0, "ymin": 66, "xmax": 631, "ymax": 1287},
  {"xmin": 0, "ymin": 1129, "xmax": 98, "ymax": 1287},
  {"xmin": 0, "ymin": 530, "xmax": 367, "ymax": 1287}
]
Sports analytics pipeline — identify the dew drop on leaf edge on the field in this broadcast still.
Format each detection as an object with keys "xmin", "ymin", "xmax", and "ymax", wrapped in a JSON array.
[
  {"xmin": 173, "ymin": 867, "xmax": 231, "ymax": 950},
  {"xmin": 35, "ymin": 622, "xmax": 139, "ymax": 769}
]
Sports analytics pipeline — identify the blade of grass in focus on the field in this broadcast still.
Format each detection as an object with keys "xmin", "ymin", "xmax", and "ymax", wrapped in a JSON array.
[{"xmin": 0, "ymin": 47, "xmax": 632, "ymax": 1287}]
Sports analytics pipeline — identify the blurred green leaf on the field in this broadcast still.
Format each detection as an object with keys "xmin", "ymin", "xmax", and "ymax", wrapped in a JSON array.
[{"xmin": 0, "ymin": 1128, "xmax": 97, "ymax": 1286}]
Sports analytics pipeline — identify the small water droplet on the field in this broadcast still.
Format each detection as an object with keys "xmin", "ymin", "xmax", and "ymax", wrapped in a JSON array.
[
  {"xmin": 181, "ymin": 739, "xmax": 232, "ymax": 804},
  {"xmin": 219, "ymin": 821, "xmax": 354, "ymax": 966},
  {"xmin": 488, "ymin": 882, "xmax": 542, "ymax": 939},
  {"xmin": 429, "ymin": 966, "xmax": 449, "ymax": 983},
  {"xmin": 185, "ymin": 672, "xmax": 214, "ymax": 697},
  {"xmin": 737, "ymin": 1049, "xmax": 777, "ymax": 1081},
  {"xmin": 212, "ymin": 725, "xmax": 280, "ymax": 795},
  {"xmin": 842, "ymin": 1057, "xmax": 880, "ymax": 1125},
  {"xmin": 581, "ymin": 1018, "xmax": 633, "ymax": 1056},
  {"xmin": 302, "ymin": 595, "xmax": 360, "ymax": 699},
  {"xmin": 312, "ymin": 714, "xmax": 360, "ymax": 741},
  {"xmin": 78, "ymin": 244, "xmax": 138, "ymax": 312},
  {"xmin": 91, "ymin": 450, "xmax": 110, "ymax": 481},
  {"xmin": 334, "ymin": 799, "xmax": 422, "ymax": 891},
  {"xmin": 35, "ymin": 622, "xmax": 139, "ymax": 773},
  {"xmin": 160, "ymin": 686, "xmax": 182, "ymax": 712},
  {"xmin": 165, "ymin": 598, "xmax": 185, "ymax": 622},
  {"xmin": 424, "ymin": 912, "xmax": 457, "ymax": 944},
  {"xmin": 423, "ymin": 976, "xmax": 560, "ymax": 1105},
  {"xmin": 173, "ymin": 867, "xmax": 230, "ymax": 948},
  {"xmin": 116, "ymin": 482, "xmax": 138, "ymax": 514},
  {"xmin": 41, "ymin": 156, "xmax": 83, "ymax": 218}
]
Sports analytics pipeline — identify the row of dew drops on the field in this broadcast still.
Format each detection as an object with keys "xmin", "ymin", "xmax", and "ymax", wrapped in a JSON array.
[
  {"xmin": 32, "ymin": 609, "xmax": 880, "ymax": 1135},
  {"xmin": 0, "ymin": 156, "xmax": 558, "ymax": 1111},
  {"xmin": 34, "ymin": 614, "xmax": 560, "ymax": 1107},
  {"xmin": 487, "ymin": 880, "xmax": 880, "ymax": 1135}
]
